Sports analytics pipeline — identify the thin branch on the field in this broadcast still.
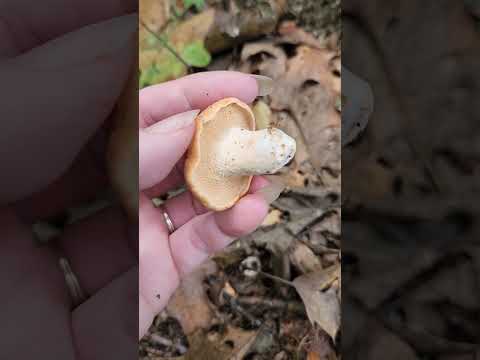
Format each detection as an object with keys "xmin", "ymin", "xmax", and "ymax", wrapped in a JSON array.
[
  {"xmin": 140, "ymin": 19, "xmax": 192, "ymax": 71},
  {"xmin": 259, "ymin": 271, "xmax": 295, "ymax": 287}
]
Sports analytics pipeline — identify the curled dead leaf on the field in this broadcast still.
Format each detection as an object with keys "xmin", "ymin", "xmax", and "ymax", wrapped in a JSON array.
[
  {"xmin": 269, "ymin": 45, "xmax": 340, "ymax": 173},
  {"xmin": 293, "ymin": 264, "xmax": 341, "ymax": 340}
]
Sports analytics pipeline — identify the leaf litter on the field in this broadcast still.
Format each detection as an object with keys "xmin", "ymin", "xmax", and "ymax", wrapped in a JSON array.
[
  {"xmin": 343, "ymin": 0, "xmax": 480, "ymax": 358},
  {"xmin": 140, "ymin": 1, "xmax": 341, "ymax": 359}
]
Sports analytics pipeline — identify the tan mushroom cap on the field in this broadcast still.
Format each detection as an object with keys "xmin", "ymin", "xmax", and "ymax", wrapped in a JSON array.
[{"xmin": 185, "ymin": 98, "xmax": 256, "ymax": 211}]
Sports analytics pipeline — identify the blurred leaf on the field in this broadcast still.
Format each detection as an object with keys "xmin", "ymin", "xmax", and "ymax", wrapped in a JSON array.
[
  {"xmin": 139, "ymin": 52, "xmax": 187, "ymax": 88},
  {"xmin": 181, "ymin": 41, "xmax": 211, "ymax": 67},
  {"xmin": 139, "ymin": 64, "xmax": 159, "ymax": 88},
  {"xmin": 183, "ymin": 0, "xmax": 205, "ymax": 12}
]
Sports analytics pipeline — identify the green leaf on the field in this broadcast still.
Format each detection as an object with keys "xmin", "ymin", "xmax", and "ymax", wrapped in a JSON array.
[
  {"xmin": 181, "ymin": 41, "xmax": 211, "ymax": 67},
  {"xmin": 139, "ymin": 64, "xmax": 160, "ymax": 88},
  {"xmin": 183, "ymin": 0, "xmax": 205, "ymax": 11},
  {"xmin": 140, "ymin": 51, "xmax": 189, "ymax": 88}
]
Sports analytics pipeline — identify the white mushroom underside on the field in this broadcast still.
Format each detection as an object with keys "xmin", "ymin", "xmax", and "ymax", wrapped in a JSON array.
[{"xmin": 213, "ymin": 127, "xmax": 296, "ymax": 177}]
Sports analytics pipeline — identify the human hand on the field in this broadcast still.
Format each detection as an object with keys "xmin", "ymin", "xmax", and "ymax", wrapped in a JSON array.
[
  {"xmin": 0, "ymin": 4, "xmax": 137, "ymax": 359},
  {"xmin": 139, "ymin": 71, "xmax": 283, "ymax": 337},
  {"xmin": 0, "ymin": 3, "xmax": 135, "ymax": 208}
]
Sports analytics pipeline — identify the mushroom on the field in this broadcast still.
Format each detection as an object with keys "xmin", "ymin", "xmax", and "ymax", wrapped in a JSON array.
[{"xmin": 185, "ymin": 97, "xmax": 296, "ymax": 211}]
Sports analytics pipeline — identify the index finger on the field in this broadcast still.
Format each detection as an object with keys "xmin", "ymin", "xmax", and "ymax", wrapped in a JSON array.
[{"xmin": 139, "ymin": 71, "xmax": 260, "ymax": 128}]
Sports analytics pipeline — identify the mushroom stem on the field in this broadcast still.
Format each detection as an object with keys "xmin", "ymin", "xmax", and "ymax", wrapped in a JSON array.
[{"xmin": 214, "ymin": 127, "xmax": 296, "ymax": 177}]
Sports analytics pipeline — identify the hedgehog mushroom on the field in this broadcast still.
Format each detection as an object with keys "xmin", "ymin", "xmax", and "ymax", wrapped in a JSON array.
[{"xmin": 185, "ymin": 97, "xmax": 296, "ymax": 211}]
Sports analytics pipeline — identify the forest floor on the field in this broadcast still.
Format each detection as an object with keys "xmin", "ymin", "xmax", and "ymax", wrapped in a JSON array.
[{"xmin": 139, "ymin": 1, "xmax": 341, "ymax": 359}]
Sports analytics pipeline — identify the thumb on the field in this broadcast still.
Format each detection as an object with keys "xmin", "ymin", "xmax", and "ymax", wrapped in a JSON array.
[
  {"xmin": 0, "ymin": 14, "xmax": 135, "ymax": 203},
  {"xmin": 139, "ymin": 110, "xmax": 199, "ymax": 191}
]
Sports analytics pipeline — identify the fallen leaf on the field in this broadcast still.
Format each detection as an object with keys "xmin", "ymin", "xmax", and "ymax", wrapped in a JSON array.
[
  {"xmin": 261, "ymin": 209, "xmax": 283, "ymax": 227},
  {"xmin": 286, "ymin": 208, "xmax": 326, "ymax": 235},
  {"xmin": 170, "ymin": 9, "xmax": 215, "ymax": 47},
  {"xmin": 183, "ymin": 0, "xmax": 205, "ymax": 12},
  {"xmin": 139, "ymin": 9, "xmax": 216, "ymax": 85},
  {"xmin": 239, "ymin": 41, "xmax": 287, "ymax": 79},
  {"xmin": 307, "ymin": 331, "xmax": 337, "ymax": 360},
  {"xmin": 307, "ymin": 351, "xmax": 321, "ymax": 360},
  {"xmin": 270, "ymin": 45, "xmax": 340, "ymax": 174},
  {"xmin": 181, "ymin": 41, "xmax": 211, "ymax": 67},
  {"xmin": 243, "ymin": 320, "xmax": 277, "ymax": 357},
  {"xmin": 253, "ymin": 226, "xmax": 295, "ymax": 255},
  {"xmin": 277, "ymin": 20, "xmax": 329, "ymax": 49},
  {"xmin": 289, "ymin": 242, "xmax": 322, "ymax": 274},
  {"xmin": 166, "ymin": 261, "xmax": 217, "ymax": 335},
  {"xmin": 280, "ymin": 167, "xmax": 310, "ymax": 188},
  {"xmin": 293, "ymin": 264, "xmax": 341, "ymax": 340},
  {"xmin": 171, "ymin": 325, "xmax": 259, "ymax": 360},
  {"xmin": 139, "ymin": 0, "xmax": 168, "ymax": 32}
]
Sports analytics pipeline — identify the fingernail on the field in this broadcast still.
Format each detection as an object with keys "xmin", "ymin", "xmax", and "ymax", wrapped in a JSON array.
[
  {"xmin": 257, "ymin": 177, "xmax": 285, "ymax": 204},
  {"xmin": 251, "ymin": 75, "xmax": 274, "ymax": 96},
  {"xmin": 145, "ymin": 109, "xmax": 200, "ymax": 133}
]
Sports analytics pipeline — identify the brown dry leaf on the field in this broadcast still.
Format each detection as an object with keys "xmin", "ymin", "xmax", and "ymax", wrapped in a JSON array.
[
  {"xmin": 253, "ymin": 226, "xmax": 295, "ymax": 255},
  {"xmin": 289, "ymin": 243, "xmax": 322, "ymax": 274},
  {"xmin": 286, "ymin": 208, "xmax": 327, "ymax": 236},
  {"xmin": 363, "ymin": 325, "xmax": 418, "ymax": 360},
  {"xmin": 139, "ymin": 0, "xmax": 168, "ymax": 32},
  {"xmin": 261, "ymin": 209, "xmax": 283, "ymax": 227},
  {"xmin": 307, "ymin": 352, "xmax": 322, "ymax": 360},
  {"xmin": 270, "ymin": 45, "xmax": 340, "ymax": 174},
  {"xmin": 343, "ymin": 153, "xmax": 395, "ymax": 205},
  {"xmin": 306, "ymin": 331, "xmax": 337, "ymax": 360},
  {"xmin": 293, "ymin": 264, "xmax": 341, "ymax": 340},
  {"xmin": 277, "ymin": 20, "xmax": 329, "ymax": 49},
  {"xmin": 169, "ymin": 9, "xmax": 215, "ymax": 48},
  {"xmin": 238, "ymin": 41, "xmax": 287, "ymax": 79},
  {"xmin": 170, "ymin": 326, "xmax": 258, "ymax": 360},
  {"xmin": 280, "ymin": 167, "xmax": 311, "ymax": 188},
  {"xmin": 166, "ymin": 261, "xmax": 217, "ymax": 335}
]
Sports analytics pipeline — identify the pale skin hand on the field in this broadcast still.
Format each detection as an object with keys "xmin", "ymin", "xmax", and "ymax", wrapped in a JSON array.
[
  {"xmin": 0, "ymin": 0, "xmax": 270, "ymax": 349},
  {"xmin": 139, "ymin": 71, "xmax": 271, "ymax": 338},
  {"xmin": 1, "ymin": 70, "xmax": 271, "ymax": 356},
  {"xmin": 0, "ymin": 2, "xmax": 138, "ymax": 359}
]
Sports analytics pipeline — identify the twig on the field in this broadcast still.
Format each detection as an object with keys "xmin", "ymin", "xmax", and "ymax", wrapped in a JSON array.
[
  {"xmin": 259, "ymin": 271, "xmax": 295, "ymax": 287},
  {"xmin": 157, "ymin": 4, "xmax": 190, "ymax": 35},
  {"xmin": 238, "ymin": 296, "xmax": 305, "ymax": 313},
  {"xmin": 140, "ymin": 19, "xmax": 192, "ymax": 71},
  {"xmin": 149, "ymin": 333, "xmax": 188, "ymax": 354}
]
